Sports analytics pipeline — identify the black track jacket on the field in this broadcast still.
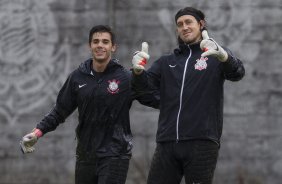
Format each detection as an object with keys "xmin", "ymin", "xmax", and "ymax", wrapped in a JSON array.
[
  {"xmin": 132, "ymin": 42, "xmax": 245, "ymax": 143},
  {"xmin": 36, "ymin": 58, "xmax": 158, "ymax": 159}
]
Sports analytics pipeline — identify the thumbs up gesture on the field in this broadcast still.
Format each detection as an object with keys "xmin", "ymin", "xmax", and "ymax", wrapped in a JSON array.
[
  {"xmin": 200, "ymin": 30, "xmax": 228, "ymax": 62},
  {"xmin": 132, "ymin": 42, "xmax": 150, "ymax": 74}
]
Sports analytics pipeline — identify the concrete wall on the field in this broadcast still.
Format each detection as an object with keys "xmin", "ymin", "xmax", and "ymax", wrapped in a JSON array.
[{"xmin": 0, "ymin": 0, "xmax": 281, "ymax": 183}]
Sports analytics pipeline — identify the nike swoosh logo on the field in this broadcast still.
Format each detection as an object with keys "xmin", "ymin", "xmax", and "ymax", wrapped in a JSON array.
[
  {"xmin": 169, "ymin": 64, "xmax": 177, "ymax": 68},
  {"xmin": 79, "ymin": 84, "xmax": 87, "ymax": 88}
]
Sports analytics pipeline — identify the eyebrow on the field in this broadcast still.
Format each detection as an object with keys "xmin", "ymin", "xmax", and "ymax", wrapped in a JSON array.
[{"xmin": 92, "ymin": 38, "xmax": 110, "ymax": 42}]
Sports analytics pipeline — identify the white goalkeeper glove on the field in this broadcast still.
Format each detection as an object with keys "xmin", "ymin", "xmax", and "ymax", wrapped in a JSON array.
[
  {"xmin": 132, "ymin": 42, "xmax": 150, "ymax": 75},
  {"xmin": 200, "ymin": 30, "xmax": 228, "ymax": 62},
  {"xmin": 20, "ymin": 128, "xmax": 42, "ymax": 154}
]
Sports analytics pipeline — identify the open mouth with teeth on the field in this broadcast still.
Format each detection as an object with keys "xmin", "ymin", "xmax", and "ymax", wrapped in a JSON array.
[{"xmin": 95, "ymin": 50, "xmax": 105, "ymax": 55}]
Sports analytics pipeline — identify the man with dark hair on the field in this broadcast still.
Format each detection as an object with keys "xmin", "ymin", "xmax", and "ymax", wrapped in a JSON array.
[
  {"xmin": 132, "ymin": 7, "xmax": 245, "ymax": 184},
  {"xmin": 20, "ymin": 25, "xmax": 158, "ymax": 184}
]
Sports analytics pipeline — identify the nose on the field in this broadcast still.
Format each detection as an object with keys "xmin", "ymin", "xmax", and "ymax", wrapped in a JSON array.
[
  {"xmin": 183, "ymin": 23, "xmax": 189, "ymax": 30},
  {"xmin": 97, "ymin": 41, "xmax": 104, "ymax": 47}
]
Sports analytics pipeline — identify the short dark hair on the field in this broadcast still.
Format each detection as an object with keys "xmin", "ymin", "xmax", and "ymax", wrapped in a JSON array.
[
  {"xmin": 175, "ymin": 7, "xmax": 205, "ymax": 23},
  {"xmin": 88, "ymin": 25, "xmax": 116, "ymax": 45}
]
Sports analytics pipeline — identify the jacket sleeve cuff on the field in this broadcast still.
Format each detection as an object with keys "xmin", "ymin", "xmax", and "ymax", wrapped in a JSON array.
[{"xmin": 221, "ymin": 53, "xmax": 238, "ymax": 73}]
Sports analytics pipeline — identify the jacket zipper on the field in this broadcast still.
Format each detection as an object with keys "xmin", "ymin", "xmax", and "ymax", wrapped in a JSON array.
[{"xmin": 176, "ymin": 45, "xmax": 192, "ymax": 142}]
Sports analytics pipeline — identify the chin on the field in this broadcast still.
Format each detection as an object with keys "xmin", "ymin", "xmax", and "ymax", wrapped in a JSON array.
[
  {"xmin": 181, "ymin": 36, "xmax": 191, "ymax": 43},
  {"xmin": 185, "ymin": 38, "xmax": 199, "ymax": 45},
  {"xmin": 93, "ymin": 57, "xmax": 104, "ymax": 62},
  {"xmin": 96, "ymin": 59, "xmax": 107, "ymax": 63}
]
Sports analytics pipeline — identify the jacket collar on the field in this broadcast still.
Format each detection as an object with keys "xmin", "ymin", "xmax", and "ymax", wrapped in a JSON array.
[
  {"xmin": 79, "ymin": 58, "xmax": 121, "ymax": 74},
  {"xmin": 174, "ymin": 41, "xmax": 201, "ymax": 55}
]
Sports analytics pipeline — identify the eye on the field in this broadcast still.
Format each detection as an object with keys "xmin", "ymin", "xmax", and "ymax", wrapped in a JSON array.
[
  {"xmin": 177, "ymin": 22, "xmax": 183, "ymax": 28},
  {"xmin": 92, "ymin": 39, "xmax": 99, "ymax": 44},
  {"xmin": 184, "ymin": 20, "xmax": 192, "ymax": 25},
  {"xmin": 102, "ymin": 40, "xmax": 110, "ymax": 44}
]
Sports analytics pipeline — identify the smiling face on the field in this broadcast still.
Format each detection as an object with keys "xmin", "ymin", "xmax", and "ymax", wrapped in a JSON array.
[
  {"xmin": 89, "ymin": 32, "xmax": 116, "ymax": 64},
  {"xmin": 176, "ymin": 15, "xmax": 204, "ymax": 44}
]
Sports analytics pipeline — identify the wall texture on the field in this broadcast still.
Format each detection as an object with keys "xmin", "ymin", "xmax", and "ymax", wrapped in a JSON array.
[{"xmin": 0, "ymin": 0, "xmax": 281, "ymax": 183}]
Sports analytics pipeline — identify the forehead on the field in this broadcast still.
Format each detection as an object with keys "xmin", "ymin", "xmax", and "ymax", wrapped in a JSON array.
[
  {"xmin": 92, "ymin": 32, "xmax": 111, "ymax": 40},
  {"xmin": 176, "ymin": 15, "xmax": 197, "ymax": 23}
]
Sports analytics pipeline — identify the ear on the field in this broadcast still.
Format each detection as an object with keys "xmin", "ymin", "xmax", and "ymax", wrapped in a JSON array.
[
  {"xmin": 87, "ymin": 43, "xmax": 92, "ymax": 55},
  {"xmin": 199, "ymin": 20, "xmax": 206, "ymax": 30},
  {"xmin": 175, "ymin": 28, "xmax": 180, "ymax": 37},
  {"xmin": 111, "ymin": 44, "xmax": 117, "ymax": 52},
  {"xmin": 175, "ymin": 29, "xmax": 184, "ymax": 45}
]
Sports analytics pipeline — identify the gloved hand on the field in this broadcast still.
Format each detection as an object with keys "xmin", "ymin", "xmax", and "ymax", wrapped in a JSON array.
[
  {"xmin": 132, "ymin": 42, "xmax": 150, "ymax": 75},
  {"xmin": 200, "ymin": 30, "xmax": 228, "ymax": 62},
  {"xmin": 20, "ymin": 128, "xmax": 42, "ymax": 154}
]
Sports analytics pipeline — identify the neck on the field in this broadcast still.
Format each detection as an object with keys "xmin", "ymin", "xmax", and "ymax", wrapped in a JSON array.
[
  {"xmin": 186, "ymin": 38, "xmax": 202, "ymax": 45},
  {"xmin": 92, "ymin": 59, "xmax": 110, "ymax": 72}
]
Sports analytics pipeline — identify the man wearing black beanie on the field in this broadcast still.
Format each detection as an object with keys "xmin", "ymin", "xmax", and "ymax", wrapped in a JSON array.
[{"xmin": 132, "ymin": 6, "xmax": 245, "ymax": 184}]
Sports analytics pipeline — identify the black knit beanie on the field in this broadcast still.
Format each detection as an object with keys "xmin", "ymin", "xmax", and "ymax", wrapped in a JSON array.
[{"xmin": 175, "ymin": 7, "xmax": 205, "ymax": 23}]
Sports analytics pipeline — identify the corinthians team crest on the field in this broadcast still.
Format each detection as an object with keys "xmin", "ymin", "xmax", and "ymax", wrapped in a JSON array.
[
  {"xmin": 195, "ymin": 57, "xmax": 208, "ymax": 71},
  {"xmin": 107, "ymin": 79, "xmax": 120, "ymax": 94}
]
